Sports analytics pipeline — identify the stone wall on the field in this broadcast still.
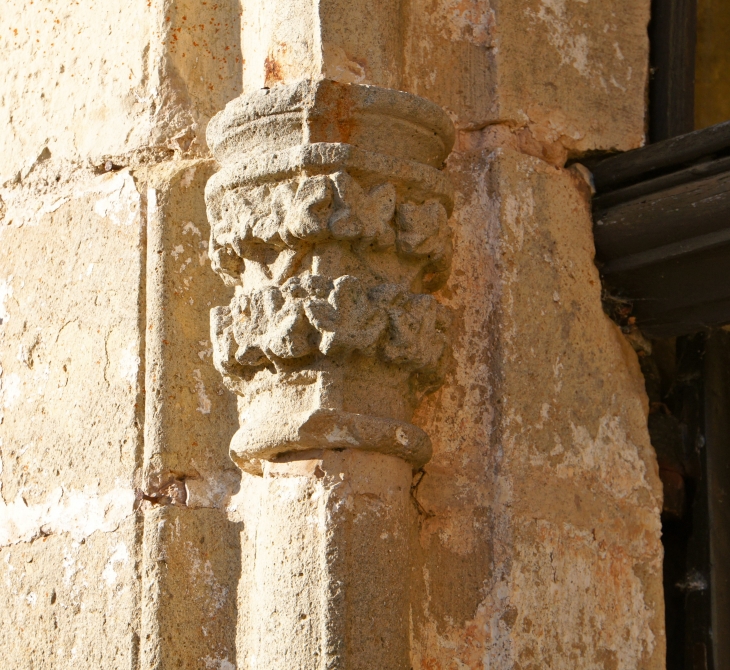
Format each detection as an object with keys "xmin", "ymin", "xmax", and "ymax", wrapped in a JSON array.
[
  {"xmin": 0, "ymin": 1, "xmax": 664, "ymax": 668},
  {"xmin": 411, "ymin": 148, "xmax": 663, "ymax": 668}
]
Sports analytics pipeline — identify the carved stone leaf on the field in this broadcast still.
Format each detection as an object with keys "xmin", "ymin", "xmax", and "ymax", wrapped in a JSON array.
[
  {"xmin": 210, "ymin": 304, "xmax": 258, "ymax": 391},
  {"xmin": 380, "ymin": 292, "xmax": 448, "ymax": 373},
  {"xmin": 234, "ymin": 344, "xmax": 269, "ymax": 368},
  {"xmin": 361, "ymin": 182, "xmax": 397, "ymax": 248},
  {"xmin": 265, "ymin": 303, "xmax": 315, "ymax": 359},
  {"xmin": 329, "ymin": 173, "xmax": 396, "ymax": 248},
  {"xmin": 250, "ymin": 286, "xmax": 317, "ymax": 360},
  {"xmin": 328, "ymin": 171, "xmax": 363, "ymax": 240},
  {"xmin": 396, "ymin": 199, "xmax": 448, "ymax": 258},
  {"xmin": 286, "ymin": 175, "xmax": 333, "ymax": 241},
  {"xmin": 210, "ymin": 244, "xmax": 244, "ymax": 285},
  {"xmin": 306, "ymin": 275, "xmax": 386, "ymax": 354},
  {"xmin": 211, "ymin": 305, "xmax": 235, "ymax": 375},
  {"xmin": 225, "ymin": 294, "xmax": 270, "ymax": 368}
]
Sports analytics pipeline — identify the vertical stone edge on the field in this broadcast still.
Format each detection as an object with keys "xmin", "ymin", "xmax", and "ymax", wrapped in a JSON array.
[{"xmin": 139, "ymin": 159, "xmax": 240, "ymax": 670}]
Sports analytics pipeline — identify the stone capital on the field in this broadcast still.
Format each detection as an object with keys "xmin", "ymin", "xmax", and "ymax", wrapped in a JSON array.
[{"xmin": 206, "ymin": 79, "xmax": 455, "ymax": 474}]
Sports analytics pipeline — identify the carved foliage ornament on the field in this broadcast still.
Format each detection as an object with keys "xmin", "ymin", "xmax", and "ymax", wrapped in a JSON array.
[{"xmin": 205, "ymin": 80, "xmax": 455, "ymax": 471}]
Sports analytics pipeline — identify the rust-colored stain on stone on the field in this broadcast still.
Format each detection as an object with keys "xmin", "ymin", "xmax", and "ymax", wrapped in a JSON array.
[
  {"xmin": 333, "ymin": 89, "xmax": 356, "ymax": 144},
  {"xmin": 264, "ymin": 55, "xmax": 283, "ymax": 86}
]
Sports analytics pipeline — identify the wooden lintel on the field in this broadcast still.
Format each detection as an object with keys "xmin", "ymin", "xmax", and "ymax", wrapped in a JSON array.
[{"xmin": 591, "ymin": 122, "xmax": 730, "ymax": 337}]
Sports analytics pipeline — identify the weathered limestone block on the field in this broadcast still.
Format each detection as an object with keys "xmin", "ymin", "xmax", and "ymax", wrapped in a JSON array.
[
  {"xmin": 141, "ymin": 506, "xmax": 239, "ymax": 670},
  {"xmin": 0, "ymin": 166, "xmax": 145, "ymax": 667},
  {"xmin": 403, "ymin": 0, "xmax": 651, "ymax": 160},
  {"xmin": 410, "ymin": 148, "xmax": 665, "ymax": 669},
  {"xmin": 236, "ymin": 450, "xmax": 413, "ymax": 669},
  {"xmin": 0, "ymin": 0, "xmax": 243, "ymax": 182},
  {"xmin": 1, "ymin": 517, "xmax": 140, "ymax": 669},
  {"xmin": 141, "ymin": 160, "xmax": 239, "ymax": 499},
  {"xmin": 137, "ymin": 160, "xmax": 241, "ymax": 668},
  {"xmin": 241, "ymin": 0, "xmax": 404, "ymax": 91},
  {"xmin": 206, "ymin": 79, "xmax": 456, "ymax": 667}
]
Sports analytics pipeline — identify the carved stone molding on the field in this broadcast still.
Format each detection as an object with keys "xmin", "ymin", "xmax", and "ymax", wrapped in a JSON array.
[{"xmin": 205, "ymin": 79, "xmax": 455, "ymax": 473}]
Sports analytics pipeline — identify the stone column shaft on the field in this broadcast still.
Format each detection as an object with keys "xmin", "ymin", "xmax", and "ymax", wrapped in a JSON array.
[
  {"xmin": 250, "ymin": 450, "xmax": 411, "ymax": 668},
  {"xmin": 205, "ymin": 78, "xmax": 455, "ymax": 667}
]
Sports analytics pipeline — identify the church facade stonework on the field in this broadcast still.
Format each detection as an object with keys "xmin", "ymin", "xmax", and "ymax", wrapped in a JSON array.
[{"xmin": 0, "ymin": 1, "xmax": 664, "ymax": 668}]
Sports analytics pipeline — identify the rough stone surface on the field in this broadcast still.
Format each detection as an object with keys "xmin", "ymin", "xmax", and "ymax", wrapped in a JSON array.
[
  {"xmin": 205, "ymin": 81, "xmax": 456, "ymax": 480},
  {"xmin": 241, "ymin": 0, "xmax": 403, "ymax": 91},
  {"xmin": 0, "ymin": 165, "xmax": 144, "ymax": 667},
  {"xmin": 239, "ymin": 0, "xmax": 651, "ymax": 160},
  {"xmin": 410, "ymin": 148, "xmax": 664, "ymax": 669},
  {"xmin": 0, "ymin": 148, "xmax": 241, "ymax": 669},
  {"xmin": 228, "ymin": 449, "xmax": 412, "ymax": 669},
  {"xmin": 404, "ymin": 0, "xmax": 651, "ymax": 162},
  {"xmin": 204, "ymin": 79, "xmax": 456, "ymax": 667},
  {"xmin": 1, "ymin": 0, "xmax": 667, "ymax": 668},
  {"xmin": 142, "ymin": 506, "xmax": 239, "ymax": 670},
  {"xmin": 0, "ymin": 0, "xmax": 243, "ymax": 182},
  {"xmin": 0, "ymin": 517, "xmax": 140, "ymax": 669},
  {"xmin": 137, "ymin": 159, "xmax": 241, "ymax": 668},
  {"xmin": 140, "ymin": 159, "xmax": 239, "ymax": 496}
]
